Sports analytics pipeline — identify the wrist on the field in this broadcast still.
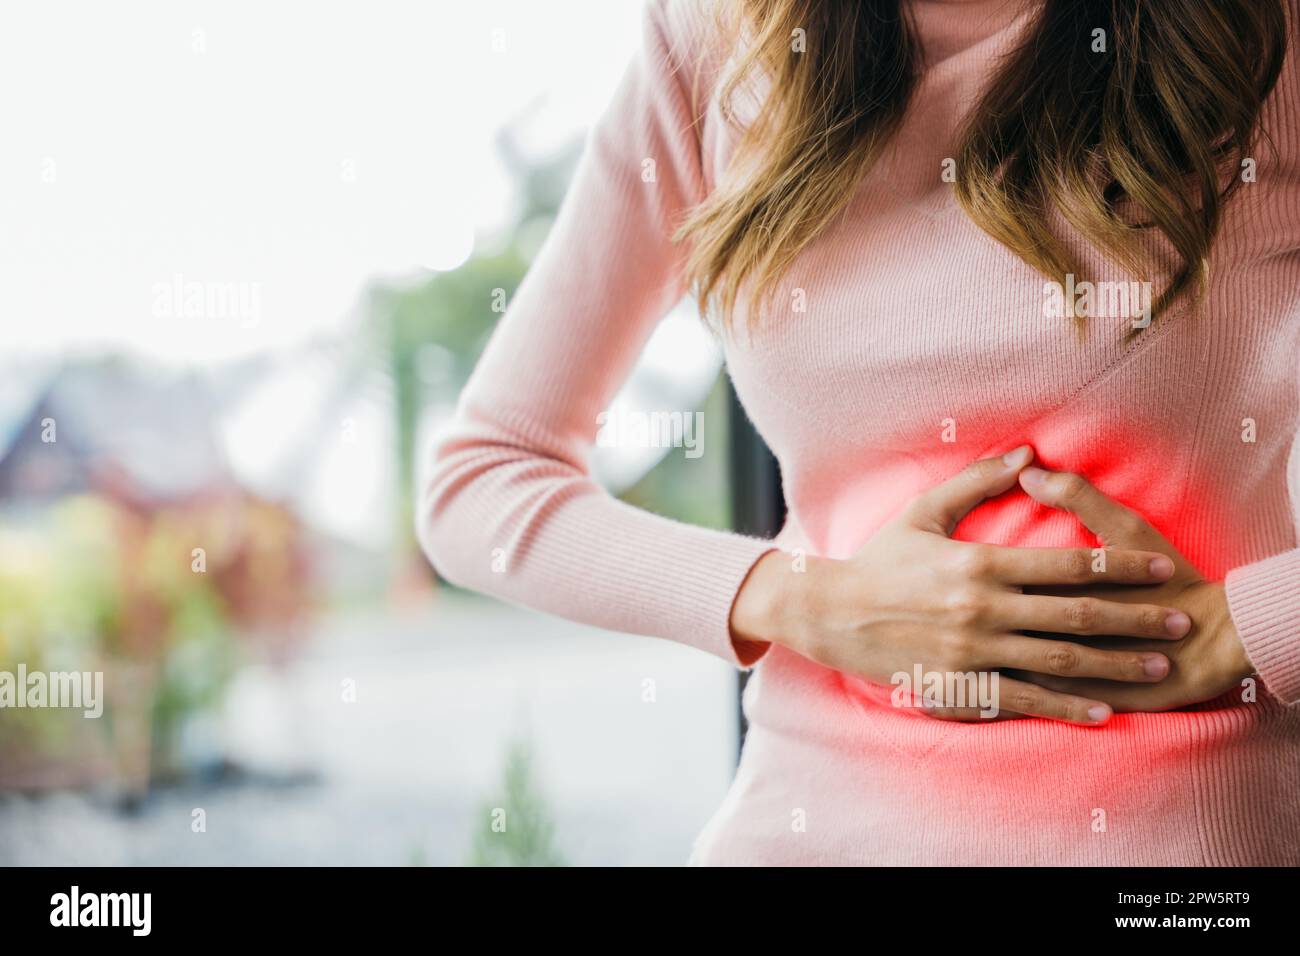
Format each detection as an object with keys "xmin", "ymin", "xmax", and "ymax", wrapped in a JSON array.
[
  {"xmin": 1217, "ymin": 594, "xmax": 1253, "ymax": 684},
  {"xmin": 1199, "ymin": 581, "xmax": 1253, "ymax": 684},
  {"xmin": 730, "ymin": 549, "xmax": 832, "ymax": 657}
]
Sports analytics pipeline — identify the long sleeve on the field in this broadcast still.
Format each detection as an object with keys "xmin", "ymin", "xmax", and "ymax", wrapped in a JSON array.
[
  {"xmin": 1226, "ymin": 547, "xmax": 1300, "ymax": 705},
  {"xmin": 1219, "ymin": 3, "xmax": 1300, "ymax": 708},
  {"xmin": 416, "ymin": 0, "xmax": 774, "ymax": 666},
  {"xmin": 1225, "ymin": 361, "xmax": 1300, "ymax": 706}
]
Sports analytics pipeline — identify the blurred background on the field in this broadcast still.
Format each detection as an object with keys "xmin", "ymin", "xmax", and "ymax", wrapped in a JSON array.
[{"xmin": 0, "ymin": 0, "xmax": 759, "ymax": 865}]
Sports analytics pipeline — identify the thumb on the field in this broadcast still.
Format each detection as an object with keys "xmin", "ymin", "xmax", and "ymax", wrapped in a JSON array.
[
  {"xmin": 906, "ymin": 445, "xmax": 1034, "ymax": 535},
  {"xmin": 1017, "ymin": 466, "xmax": 1175, "ymax": 552}
]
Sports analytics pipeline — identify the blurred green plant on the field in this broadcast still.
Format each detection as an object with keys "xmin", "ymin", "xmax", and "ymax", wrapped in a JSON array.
[
  {"xmin": 466, "ymin": 737, "xmax": 566, "ymax": 867},
  {"xmin": 372, "ymin": 248, "xmax": 528, "ymax": 541},
  {"xmin": 368, "ymin": 136, "xmax": 733, "ymax": 555},
  {"xmin": 0, "ymin": 491, "xmax": 305, "ymax": 788},
  {"xmin": 370, "ymin": 140, "xmax": 582, "ymax": 547}
]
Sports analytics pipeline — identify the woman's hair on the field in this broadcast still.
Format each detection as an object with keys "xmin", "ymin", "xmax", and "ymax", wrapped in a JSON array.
[{"xmin": 675, "ymin": 0, "xmax": 1288, "ymax": 329}]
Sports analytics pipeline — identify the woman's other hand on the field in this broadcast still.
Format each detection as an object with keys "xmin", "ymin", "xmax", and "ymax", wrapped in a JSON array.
[
  {"xmin": 730, "ymin": 447, "xmax": 1190, "ymax": 726},
  {"xmin": 1009, "ymin": 467, "xmax": 1254, "ymax": 712}
]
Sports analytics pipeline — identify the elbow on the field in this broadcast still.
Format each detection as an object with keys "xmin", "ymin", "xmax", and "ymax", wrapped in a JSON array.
[
  {"xmin": 415, "ymin": 480, "xmax": 479, "ymax": 592},
  {"xmin": 413, "ymin": 441, "xmax": 483, "ymax": 592},
  {"xmin": 414, "ymin": 413, "xmax": 586, "ymax": 594},
  {"xmin": 414, "ymin": 491, "xmax": 451, "ymax": 585}
]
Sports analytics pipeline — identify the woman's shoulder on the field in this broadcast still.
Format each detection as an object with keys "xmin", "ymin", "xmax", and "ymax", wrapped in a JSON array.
[
  {"xmin": 1258, "ymin": 0, "xmax": 1300, "ymax": 158},
  {"xmin": 653, "ymin": 0, "xmax": 723, "ymax": 62},
  {"xmin": 646, "ymin": 0, "xmax": 733, "ymax": 113}
]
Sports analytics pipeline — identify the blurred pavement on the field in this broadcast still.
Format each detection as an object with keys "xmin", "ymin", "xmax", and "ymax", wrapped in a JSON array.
[{"xmin": 0, "ymin": 591, "xmax": 738, "ymax": 866}]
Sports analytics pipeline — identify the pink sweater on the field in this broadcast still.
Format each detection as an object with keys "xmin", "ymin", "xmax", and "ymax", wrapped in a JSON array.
[{"xmin": 419, "ymin": 0, "xmax": 1300, "ymax": 864}]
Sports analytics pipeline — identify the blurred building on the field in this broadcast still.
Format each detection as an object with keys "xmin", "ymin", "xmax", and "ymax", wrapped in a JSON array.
[{"xmin": 0, "ymin": 359, "xmax": 231, "ymax": 508}]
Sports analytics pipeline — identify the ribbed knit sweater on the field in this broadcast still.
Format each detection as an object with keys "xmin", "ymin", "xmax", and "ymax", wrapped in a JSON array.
[{"xmin": 419, "ymin": 0, "xmax": 1300, "ymax": 864}]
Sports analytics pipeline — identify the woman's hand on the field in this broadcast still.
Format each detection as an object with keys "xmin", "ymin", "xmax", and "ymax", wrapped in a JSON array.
[
  {"xmin": 730, "ymin": 447, "xmax": 1192, "ymax": 726},
  {"xmin": 1009, "ymin": 467, "xmax": 1254, "ymax": 711}
]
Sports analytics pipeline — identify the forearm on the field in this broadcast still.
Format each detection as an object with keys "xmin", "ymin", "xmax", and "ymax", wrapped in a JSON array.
[{"xmin": 420, "ymin": 444, "xmax": 776, "ymax": 663}]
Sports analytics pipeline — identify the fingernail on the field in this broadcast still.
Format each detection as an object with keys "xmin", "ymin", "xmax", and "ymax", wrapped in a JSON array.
[
  {"xmin": 1001, "ymin": 445, "xmax": 1032, "ymax": 468},
  {"xmin": 1142, "ymin": 655, "xmax": 1169, "ymax": 678},
  {"xmin": 1165, "ymin": 611, "xmax": 1191, "ymax": 637},
  {"xmin": 1020, "ymin": 465, "xmax": 1048, "ymax": 487},
  {"xmin": 1087, "ymin": 704, "xmax": 1111, "ymax": 724},
  {"xmin": 1149, "ymin": 556, "xmax": 1174, "ymax": 579}
]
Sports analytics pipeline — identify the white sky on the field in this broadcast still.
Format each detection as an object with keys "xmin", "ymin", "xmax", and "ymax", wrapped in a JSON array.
[{"xmin": 0, "ymin": 0, "xmax": 644, "ymax": 365}]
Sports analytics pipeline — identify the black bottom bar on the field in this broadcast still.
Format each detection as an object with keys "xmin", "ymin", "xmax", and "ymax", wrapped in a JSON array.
[{"xmin": 0, "ymin": 866, "xmax": 1291, "ymax": 941}]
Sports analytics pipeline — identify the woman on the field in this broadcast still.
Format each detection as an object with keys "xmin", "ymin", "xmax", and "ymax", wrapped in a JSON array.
[{"xmin": 420, "ymin": 0, "xmax": 1300, "ymax": 864}]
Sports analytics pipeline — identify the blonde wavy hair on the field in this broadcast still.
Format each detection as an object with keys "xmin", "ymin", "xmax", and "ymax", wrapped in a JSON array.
[{"xmin": 675, "ymin": 0, "xmax": 1287, "ymax": 330}]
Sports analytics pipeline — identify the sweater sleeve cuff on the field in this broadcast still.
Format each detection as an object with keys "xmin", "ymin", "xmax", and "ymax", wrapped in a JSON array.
[
  {"xmin": 1225, "ymin": 548, "xmax": 1300, "ymax": 705},
  {"xmin": 701, "ymin": 539, "xmax": 778, "ymax": 669}
]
